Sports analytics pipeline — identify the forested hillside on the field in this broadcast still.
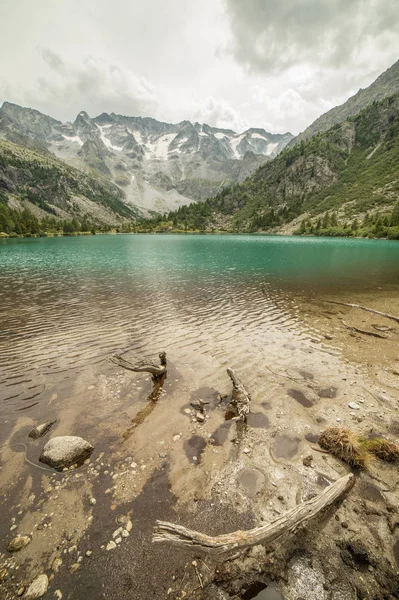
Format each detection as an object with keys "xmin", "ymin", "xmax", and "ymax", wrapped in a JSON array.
[
  {"xmin": 137, "ymin": 94, "xmax": 399, "ymax": 239},
  {"xmin": 0, "ymin": 138, "xmax": 138, "ymax": 235}
]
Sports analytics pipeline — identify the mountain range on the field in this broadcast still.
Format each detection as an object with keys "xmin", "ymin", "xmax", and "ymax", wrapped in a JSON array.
[
  {"xmin": 0, "ymin": 102, "xmax": 292, "ymax": 217},
  {"xmin": 0, "ymin": 58, "xmax": 398, "ymax": 236}
]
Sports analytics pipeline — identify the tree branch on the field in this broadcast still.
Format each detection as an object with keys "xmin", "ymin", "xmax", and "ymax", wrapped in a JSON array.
[{"xmin": 153, "ymin": 473, "xmax": 354, "ymax": 555}]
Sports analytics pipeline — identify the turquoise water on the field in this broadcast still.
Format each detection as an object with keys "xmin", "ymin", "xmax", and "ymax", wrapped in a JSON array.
[
  {"xmin": 1, "ymin": 234, "xmax": 399, "ymax": 285},
  {"xmin": 1, "ymin": 234, "xmax": 398, "ymax": 417}
]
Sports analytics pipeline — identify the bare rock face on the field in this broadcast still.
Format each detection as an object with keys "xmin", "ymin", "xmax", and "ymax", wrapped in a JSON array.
[
  {"xmin": 7, "ymin": 535, "xmax": 31, "ymax": 552},
  {"xmin": 28, "ymin": 420, "xmax": 56, "ymax": 439},
  {"xmin": 24, "ymin": 574, "xmax": 48, "ymax": 599},
  {"xmin": 39, "ymin": 436, "xmax": 94, "ymax": 469}
]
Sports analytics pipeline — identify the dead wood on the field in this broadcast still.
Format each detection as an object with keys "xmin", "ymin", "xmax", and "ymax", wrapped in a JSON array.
[
  {"xmin": 326, "ymin": 301, "xmax": 399, "ymax": 324},
  {"xmin": 109, "ymin": 351, "xmax": 167, "ymax": 376},
  {"xmin": 226, "ymin": 368, "xmax": 251, "ymax": 422},
  {"xmin": 342, "ymin": 320, "xmax": 387, "ymax": 339},
  {"xmin": 153, "ymin": 473, "xmax": 354, "ymax": 555}
]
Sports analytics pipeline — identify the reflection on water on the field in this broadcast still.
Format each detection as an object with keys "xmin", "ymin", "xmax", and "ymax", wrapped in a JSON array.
[{"xmin": 1, "ymin": 234, "xmax": 399, "ymax": 418}]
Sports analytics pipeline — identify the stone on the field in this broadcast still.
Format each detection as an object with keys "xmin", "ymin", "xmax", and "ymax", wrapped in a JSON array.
[
  {"xmin": 39, "ymin": 436, "xmax": 94, "ymax": 469},
  {"xmin": 196, "ymin": 412, "xmax": 205, "ymax": 423},
  {"xmin": 28, "ymin": 420, "xmax": 56, "ymax": 440},
  {"xmin": 54, "ymin": 591, "xmax": 63, "ymax": 599},
  {"xmin": 106, "ymin": 541, "xmax": 116, "ymax": 551},
  {"xmin": 24, "ymin": 574, "xmax": 49, "ymax": 599},
  {"xmin": 348, "ymin": 402, "xmax": 360, "ymax": 410},
  {"xmin": 17, "ymin": 587, "xmax": 25, "ymax": 597},
  {"xmin": 85, "ymin": 550, "xmax": 92, "ymax": 557},
  {"xmin": 89, "ymin": 497, "xmax": 96, "ymax": 506},
  {"xmin": 7, "ymin": 534, "xmax": 31, "ymax": 552},
  {"xmin": 52, "ymin": 558, "xmax": 62, "ymax": 572},
  {"xmin": 303, "ymin": 455, "xmax": 313, "ymax": 467},
  {"xmin": 70, "ymin": 563, "xmax": 80, "ymax": 573}
]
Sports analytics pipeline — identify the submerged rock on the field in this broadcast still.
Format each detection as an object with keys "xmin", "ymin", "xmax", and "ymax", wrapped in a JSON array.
[
  {"xmin": 24, "ymin": 574, "xmax": 48, "ymax": 599},
  {"xmin": 7, "ymin": 534, "xmax": 31, "ymax": 552},
  {"xmin": 39, "ymin": 436, "xmax": 94, "ymax": 469},
  {"xmin": 28, "ymin": 420, "xmax": 56, "ymax": 439}
]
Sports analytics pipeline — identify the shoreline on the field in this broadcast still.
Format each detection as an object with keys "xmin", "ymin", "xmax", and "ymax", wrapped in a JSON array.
[{"xmin": 1, "ymin": 230, "xmax": 398, "ymax": 241}]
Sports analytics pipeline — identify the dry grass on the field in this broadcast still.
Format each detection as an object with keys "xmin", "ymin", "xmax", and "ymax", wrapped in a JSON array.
[
  {"xmin": 361, "ymin": 438, "xmax": 399, "ymax": 462},
  {"xmin": 318, "ymin": 428, "xmax": 372, "ymax": 467},
  {"xmin": 319, "ymin": 427, "xmax": 399, "ymax": 467}
]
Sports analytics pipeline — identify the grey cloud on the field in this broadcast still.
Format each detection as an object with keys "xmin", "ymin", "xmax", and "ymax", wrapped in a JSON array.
[
  {"xmin": 224, "ymin": 0, "xmax": 399, "ymax": 72},
  {"xmin": 13, "ymin": 49, "xmax": 159, "ymax": 122}
]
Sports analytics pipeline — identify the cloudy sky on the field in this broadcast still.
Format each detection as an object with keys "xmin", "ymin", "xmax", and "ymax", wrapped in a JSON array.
[{"xmin": 0, "ymin": 0, "xmax": 398, "ymax": 134}]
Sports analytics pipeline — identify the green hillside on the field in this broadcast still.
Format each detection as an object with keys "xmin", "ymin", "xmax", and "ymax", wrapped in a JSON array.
[
  {"xmin": 137, "ymin": 94, "xmax": 399, "ymax": 239},
  {"xmin": 0, "ymin": 138, "xmax": 138, "ymax": 235}
]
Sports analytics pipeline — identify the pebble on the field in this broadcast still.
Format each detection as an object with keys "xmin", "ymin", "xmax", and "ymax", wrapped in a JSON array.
[
  {"xmin": 172, "ymin": 434, "xmax": 181, "ymax": 441},
  {"xmin": 52, "ymin": 558, "xmax": 62, "ymax": 572},
  {"xmin": 115, "ymin": 537, "xmax": 122, "ymax": 544},
  {"xmin": 348, "ymin": 402, "xmax": 360, "ymax": 410},
  {"xmin": 7, "ymin": 535, "xmax": 31, "ymax": 552},
  {"xmin": 89, "ymin": 497, "xmax": 96, "ymax": 506},
  {"xmin": 243, "ymin": 448, "xmax": 250, "ymax": 454},
  {"xmin": 85, "ymin": 550, "xmax": 92, "ymax": 557},
  {"xmin": 24, "ymin": 574, "xmax": 49, "ymax": 599},
  {"xmin": 54, "ymin": 591, "xmax": 63, "ymax": 599},
  {"xmin": 106, "ymin": 541, "xmax": 117, "ymax": 551},
  {"xmin": 303, "ymin": 455, "xmax": 313, "ymax": 467},
  {"xmin": 70, "ymin": 563, "xmax": 80, "ymax": 573}
]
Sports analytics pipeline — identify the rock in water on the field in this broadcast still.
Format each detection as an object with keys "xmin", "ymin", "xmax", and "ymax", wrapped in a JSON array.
[
  {"xmin": 28, "ymin": 420, "xmax": 56, "ymax": 439},
  {"xmin": 39, "ymin": 436, "xmax": 94, "ymax": 469},
  {"xmin": 24, "ymin": 574, "xmax": 48, "ymax": 599},
  {"xmin": 7, "ymin": 535, "xmax": 31, "ymax": 552}
]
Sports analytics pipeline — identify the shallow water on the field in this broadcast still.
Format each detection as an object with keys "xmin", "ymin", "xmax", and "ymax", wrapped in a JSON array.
[{"xmin": 1, "ymin": 233, "xmax": 398, "ymax": 420}]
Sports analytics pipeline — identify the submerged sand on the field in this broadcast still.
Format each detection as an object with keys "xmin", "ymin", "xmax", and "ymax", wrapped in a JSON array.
[{"xmin": 1, "ymin": 290, "xmax": 399, "ymax": 599}]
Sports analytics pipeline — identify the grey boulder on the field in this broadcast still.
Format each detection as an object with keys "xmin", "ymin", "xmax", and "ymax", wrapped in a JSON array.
[
  {"xmin": 28, "ymin": 420, "xmax": 56, "ymax": 439},
  {"xmin": 39, "ymin": 436, "xmax": 94, "ymax": 469}
]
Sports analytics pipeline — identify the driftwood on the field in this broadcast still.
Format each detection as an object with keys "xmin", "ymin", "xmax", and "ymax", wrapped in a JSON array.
[
  {"xmin": 342, "ymin": 320, "xmax": 387, "ymax": 339},
  {"xmin": 110, "ymin": 351, "xmax": 167, "ymax": 408},
  {"xmin": 226, "ymin": 368, "xmax": 251, "ymax": 422},
  {"xmin": 153, "ymin": 473, "xmax": 354, "ymax": 555},
  {"xmin": 152, "ymin": 473, "xmax": 355, "ymax": 554},
  {"xmin": 109, "ymin": 351, "xmax": 167, "ymax": 376},
  {"xmin": 327, "ymin": 301, "xmax": 399, "ymax": 324}
]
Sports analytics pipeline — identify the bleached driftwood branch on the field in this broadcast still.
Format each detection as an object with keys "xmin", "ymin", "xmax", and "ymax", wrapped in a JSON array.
[
  {"xmin": 109, "ymin": 351, "xmax": 167, "ymax": 376},
  {"xmin": 227, "ymin": 368, "xmax": 251, "ymax": 422},
  {"xmin": 327, "ymin": 301, "xmax": 399, "ymax": 324},
  {"xmin": 153, "ymin": 473, "xmax": 354, "ymax": 555}
]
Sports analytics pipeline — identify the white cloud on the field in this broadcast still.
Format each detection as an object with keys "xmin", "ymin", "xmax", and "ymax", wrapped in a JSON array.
[
  {"xmin": 191, "ymin": 97, "xmax": 249, "ymax": 132},
  {"xmin": 0, "ymin": 49, "xmax": 159, "ymax": 122},
  {"xmin": 0, "ymin": 0, "xmax": 398, "ymax": 135}
]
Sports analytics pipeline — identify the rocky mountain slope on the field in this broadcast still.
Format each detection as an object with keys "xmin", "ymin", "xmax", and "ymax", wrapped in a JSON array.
[
  {"xmin": 0, "ymin": 102, "xmax": 293, "ymax": 216},
  {"xmin": 0, "ymin": 137, "xmax": 139, "ymax": 231},
  {"xmin": 289, "ymin": 59, "xmax": 399, "ymax": 148},
  {"xmin": 141, "ymin": 93, "xmax": 399, "ymax": 238}
]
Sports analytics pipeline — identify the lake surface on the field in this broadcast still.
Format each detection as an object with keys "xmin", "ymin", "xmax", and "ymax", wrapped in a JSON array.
[{"xmin": 1, "ymin": 234, "xmax": 399, "ymax": 421}]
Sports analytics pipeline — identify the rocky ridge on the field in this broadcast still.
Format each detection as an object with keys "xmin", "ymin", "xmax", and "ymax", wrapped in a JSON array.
[{"xmin": 0, "ymin": 102, "xmax": 293, "ymax": 216}]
